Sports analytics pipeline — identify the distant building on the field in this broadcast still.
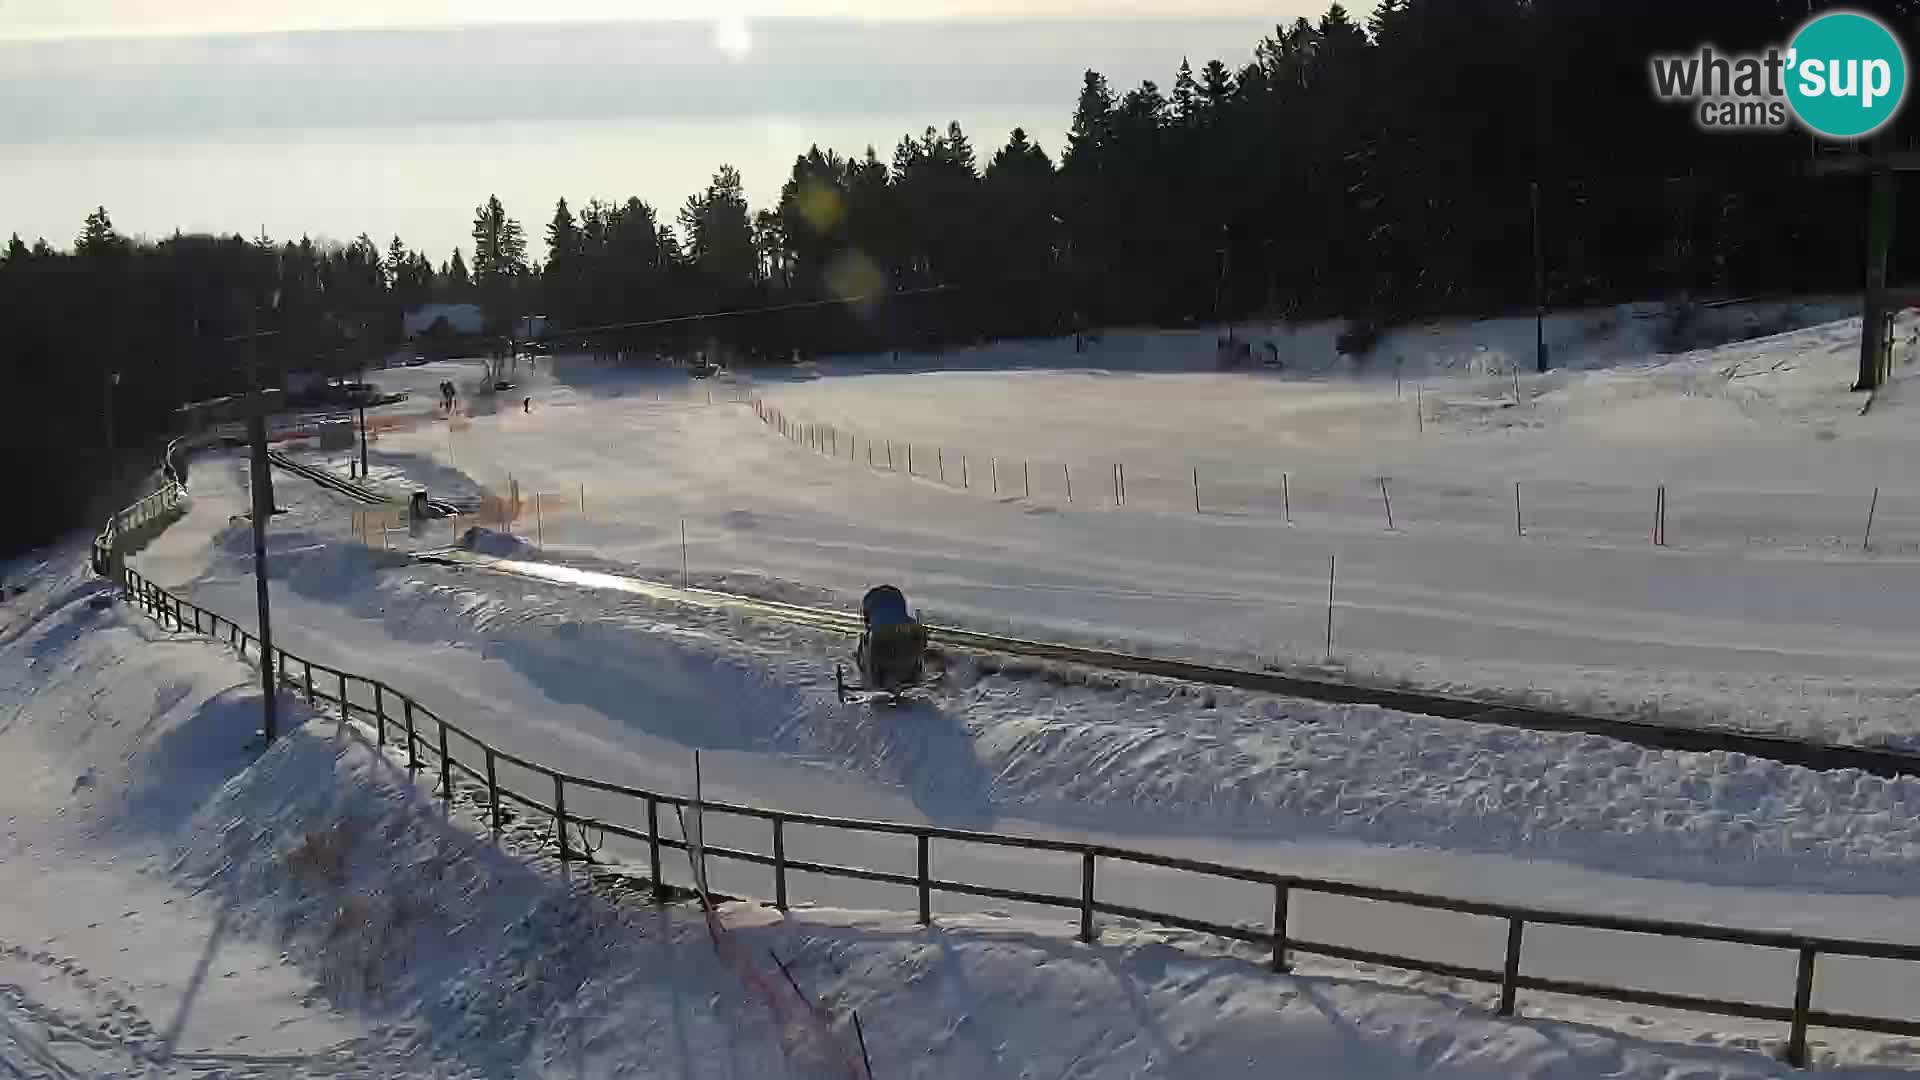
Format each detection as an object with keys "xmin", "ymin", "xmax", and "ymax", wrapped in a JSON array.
[{"xmin": 403, "ymin": 303, "xmax": 484, "ymax": 339}]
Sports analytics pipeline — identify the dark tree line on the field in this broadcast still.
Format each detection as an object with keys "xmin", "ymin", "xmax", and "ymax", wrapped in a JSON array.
[
  {"xmin": 1, "ymin": 209, "xmax": 476, "ymax": 555},
  {"xmin": 527, "ymin": 0, "xmax": 1917, "ymax": 352},
  {"xmin": 8, "ymin": 0, "xmax": 1920, "ymax": 556}
]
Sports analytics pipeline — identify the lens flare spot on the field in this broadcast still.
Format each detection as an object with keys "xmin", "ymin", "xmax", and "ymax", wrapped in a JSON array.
[{"xmin": 714, "ymin": 16, "xmax": 752, "ymax": 62}]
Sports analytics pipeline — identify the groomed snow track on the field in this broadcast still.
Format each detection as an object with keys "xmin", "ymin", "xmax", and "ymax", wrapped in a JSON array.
[
  {"xmin": 263, "ymin": 452, "xmax": 1920, "ymax": 781},
  {"xmin": 411, "ymin": 549, "xmax": 1920, "ymax": 782}
]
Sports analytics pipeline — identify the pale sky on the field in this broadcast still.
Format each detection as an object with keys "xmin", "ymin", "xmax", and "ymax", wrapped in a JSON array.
[
  {"xmin": 0, "ymin": 4, "xmax": 1339, "ymax": 256},
  {"xmin": 0, "ymin": 0, "xmax": 1310, "ymax": 41}
]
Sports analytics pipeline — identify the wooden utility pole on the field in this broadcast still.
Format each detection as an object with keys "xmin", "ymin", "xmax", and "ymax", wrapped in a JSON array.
[
  {"xmin": 227, "ymin": 313, "xmax": 283, "ymax": 745},
  {"xmin": 1531, "ymin": 181, "xmax": 1547, "ymax": 373},
  {"xmin": 1810, "ymin": 145, "xmax": 1920, "ymax": 391},
  {"xmin": 246, "ymin": 331, "xmax": 279, "ymax": 745}
]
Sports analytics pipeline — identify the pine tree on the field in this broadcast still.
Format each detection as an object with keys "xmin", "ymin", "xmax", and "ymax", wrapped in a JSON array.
[
  {"xmin": 446, "ymin": 248, "xmax": 471, "ymax": 292},
  {"xmin": 678, "ymin": 165, "xmax": 755, "ymax": 284},
  {"xmin": 545, "ymin": 197, "xmax": 580, "ymax": 265},
  {"xmin": 470, "ymin": 195, "xmax": 528, "ymax": 284},
  {"xmin": 1199, "ymin": 60, "xmax": 1234, "ymax": 116},
  {"xmin": 386, "ymin": 235, "xmax": 408, "ymax": 288},
  {"xmin": 946, "ymin": 121, "xmax": 977, "ymax": 176},
  {"xmin": 1171, "ymin": 58, "xmax": 1200, "ymax": 125},
  {"xmin": 2, "ymin": 233, "xmax": 27, "ymax": 265},
  {"xmin": 1066, "ymin": 71, "xmax": 1115, "ymax": 166},
  {"xmin": 75, "ymin": 206, "xmax": 124, "ymax": 257}
]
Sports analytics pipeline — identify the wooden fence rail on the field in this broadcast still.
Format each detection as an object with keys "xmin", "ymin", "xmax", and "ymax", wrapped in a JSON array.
[{"xmin": 111, "ymin": 563, "xmax": 1920, "ymax": 1068}]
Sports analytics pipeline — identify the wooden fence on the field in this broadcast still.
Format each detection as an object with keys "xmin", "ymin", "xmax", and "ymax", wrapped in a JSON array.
[{"xmin": 111, "ymin": 560, "xmax": 1920, "ymax": 1070}]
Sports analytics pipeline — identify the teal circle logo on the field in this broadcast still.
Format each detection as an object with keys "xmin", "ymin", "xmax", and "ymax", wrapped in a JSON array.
[{"xmin": 1786, "ymin": 11, "xmax": 1908, "ymax": 139}]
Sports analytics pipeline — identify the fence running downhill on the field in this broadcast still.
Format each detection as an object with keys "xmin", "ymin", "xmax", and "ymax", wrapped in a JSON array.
[{"xmin": 104, "ymin": 550, "xmax": 1920, "ymax": 1069}]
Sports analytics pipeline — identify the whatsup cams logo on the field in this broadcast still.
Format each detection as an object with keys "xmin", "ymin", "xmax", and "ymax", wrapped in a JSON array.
[{"xmin": 1649, "ymin": 10, "xmax": 1908, "ymax": 139}]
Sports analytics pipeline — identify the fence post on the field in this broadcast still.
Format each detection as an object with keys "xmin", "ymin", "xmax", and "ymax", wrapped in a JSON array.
[
  {"xmin": 1499, "ymin": 917, "xmax": 1525, "ymax": 1016},
  {"xmin": 1193, "ymin": 467, "xmax": 1201, "ymax": 514},
  {"xmin": 1065, "ymin": 463, "xmax": 1072, "ymax": 502},
  {"xmin": 938, "ymin": 447, "xmax": 945, "ymax": 484},
  {"xmin": 374, "ymin": 684, "xmax": 386, "ymax": 746},
  {"xmin": 917, "ymin": 833, "xmax": 932, "ymax": 925},
  {"xmin": 1118, "ymin": 463, "xmax": 1126, "ymax": 504},
  {"xmin": 1024, "ymin": 460, "xmax": 1030, "ymax": 498},
  {"xmin": 1079, "ymin": 850, "xmax": 1097, "ymax": 943},
  {"xmin": 1283, "ymin": 473, "xmax": 1292, "ymax": 524},
  {"xmin": 773, "ymin": 818, "xmax": 788, "ymax": 910},
  {"xmin": 404, "ymin": 697, "xmax": 419, "ymax": 773},
  {"xmin": 992, "ymin": 457, "xmax": 998, "ymax": 494},
  {"xmin": 485, "ymin": 747, "xmax": 501, "ymax": 836},
  {"xmin": 1864, "ymin": 488, "xmax": 1880, "ymax": 552},
  {"xmin": 337, "ymin": 672, "xmax": 347, "ymax": 715},
  {"xmin": 1379, "ymin": 477, "xmax": 1396, "ymax": 531},
  {"xmin": 304, "ymin": 659, "xmax": 315, "ymax": 704},
  {"xmin": 1787, "ymin": 946, "xmax": 1818, "ymax": 1067},
  {"xmin": 962, "ymin": 454, "xmax": 968, "ymax": 489},
  {"xmin": 647, "ymin": 797, "xmax": 664, "ymax": 901},
  {"xmin": 438, "ymin": 721, "xmax": 452, "ymax": 804},
  {"xmin": 553, "ymin": 774, "xmax": 570, "ymax": 866},
  {"xmin": 1272, "ymin": 882, "xmax": 1291, "ymax": 972},
  {"xmin": 1515, "ymin": 481, "xmax": 1524, "ymax": 537}
]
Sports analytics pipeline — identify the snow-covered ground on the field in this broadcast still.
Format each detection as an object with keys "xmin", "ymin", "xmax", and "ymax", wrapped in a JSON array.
[
  {"xmin": 57, "ymin": 301, "xmax": 1920, "ymax": 1072},
  {"xmin": 15, "ymin": 533, "xmax": 1920, "ymax": 1075},
  {"xmin": 105, "ymin": 441, "xmax": 1920, "ymax": 1058},
  {"xmin": 328, "ymin": 309, "xmax": 1920, "ymax": 752}
]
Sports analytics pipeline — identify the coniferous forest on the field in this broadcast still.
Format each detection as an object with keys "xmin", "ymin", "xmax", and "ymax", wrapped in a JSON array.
[{"xmin": 7, "ymin": 0, "xmax": 1918, "ymax": 556}]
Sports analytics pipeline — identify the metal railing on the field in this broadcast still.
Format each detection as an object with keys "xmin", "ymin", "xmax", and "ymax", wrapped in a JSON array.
[{"xmin": 109, "ymin": 559, "xmax": 1920, "ymax": 1069}]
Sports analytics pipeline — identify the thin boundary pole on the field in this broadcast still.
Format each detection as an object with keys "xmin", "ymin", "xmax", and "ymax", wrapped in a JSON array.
[
  {"xmin": 1283, "ymin": 473, "xmax": 1291, "ymax": 524},
  {"xmin": 1864, "ymin": 487, "xmax": 1880, "ymax": 552},
  {"xmin": 1380, "ymin": 477, "xmax": 1395, "ymax": 531},
  {"xmin": 1325, "ymin": 554, "xmax": 1337, "ymax": 659},
  {"xmin": 1515, "ymin": 481, "xmax": 1524, "ymax": 537},
  {"xmin": 852, "ymin": 1012, "xmax": 874, "ymax": 1077},
  {"xmin": 1193, "ymin": 467, "xmax": 1201, "ymax": 514},
  {"xmin": 485, "ymin": 747, "xmax": 501, "ymax": 835}
]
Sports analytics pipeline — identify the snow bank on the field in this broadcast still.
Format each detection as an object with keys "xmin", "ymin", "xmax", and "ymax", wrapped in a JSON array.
[
  {"xmin": 181, "ymin": 482, "xmax": 1920, "ymax": 898},
  {"xmin": 14, "ymin": 541, "xmax": 1918, "ymax": 1074}
]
